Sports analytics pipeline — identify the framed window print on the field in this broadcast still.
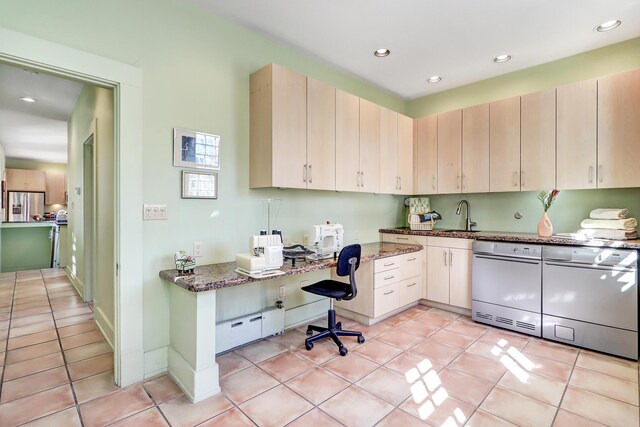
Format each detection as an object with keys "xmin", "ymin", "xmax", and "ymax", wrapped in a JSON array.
[
  {"xmin": 181, "ymin": 170, "xmax": 218, "ymax": 199},
  {"xmin": 173, "ymin": 128, "xmax": 220, "ymax": 170}
]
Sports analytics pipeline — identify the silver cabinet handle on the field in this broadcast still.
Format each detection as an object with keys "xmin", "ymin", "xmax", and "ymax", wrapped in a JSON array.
[
  {"xmin": 462, "ymin": 174, "xmax": 465, "ymax": 190},
  {"xmin": 449, "ymin": 250, "xmax": 453, "ymax": 266},
  {"xmin": 303, "ymin": 164, "xmax": 307, "ymax": 183},
  {"xmin": 357, "ymin": 171, "xmax": 362, "ymax": 187},
  {"xmin": 443, "ymin": 250, "xmax": 447, "ymax": 266},
  {"xmin": 457, "ymin": 175, "xmax": 461, "ymax": 189},
  {"xmin": 384, "ymin": 275, "xmax": 395, "ymax": 280},
  {"xmin": 407, "ymin": 257, "xmax": 416, "ymax": 261},
  {"xmin": 432, "ymin": 176, "xmax": 436, "ymax": 190},
  {"xmin": 361, "ymin": 171, "xmax": 365, "ymax": 188},
  {"xmin": 308, "ymin": 164, "xmax": 312, "ymax": 183},
  {"xmin": 521, "ymin": 171, "xmax": 525, "ymax": 187},
  {"xmin": 383, "ymin": 262, "xmax": 395, "ymax": 267},
  {"xmin": 599, "ymin": 165, "xmax": 603, "ymax": 183},
  {"xmin": 399, "ymin": 176, "xmax": 402, "ymax": 191},
  {"xmin": 588, "ymin": 166, "xmax": 593, "ymax": 183},
  {"xmin": 397, "ymin": 237, "xmax": 409, "ymax": 241},
  {"xmin": 407, "ymin": 282, "xmax": 417, "ymax": 288},
  {"xmin": 383, "ymin": 290, "xmax": 395, "ymax": 295},
  {"xmin": 513, "ymin": 171, "xmax": 518, "ymax": 187}
]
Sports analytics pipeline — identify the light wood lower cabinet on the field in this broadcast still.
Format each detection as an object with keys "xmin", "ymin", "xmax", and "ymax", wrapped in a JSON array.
[
  {"xmin": 334, "ymin": 250, "xmax": 424, "ymax": 322},
  {"xmin": 426, "ymin": 237, "xmax": 472, "ymax": 309}
]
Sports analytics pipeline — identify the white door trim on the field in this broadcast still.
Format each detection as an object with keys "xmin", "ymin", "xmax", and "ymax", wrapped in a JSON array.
[{"xmin": 0, "ymin": 26, "xmax": 144, "ymax": 387}]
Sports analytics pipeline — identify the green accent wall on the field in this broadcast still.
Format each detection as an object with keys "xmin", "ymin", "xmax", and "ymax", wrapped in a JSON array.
[{"xmin": 1, "ymin": 226, "xmax": 52, "ymax": 272}]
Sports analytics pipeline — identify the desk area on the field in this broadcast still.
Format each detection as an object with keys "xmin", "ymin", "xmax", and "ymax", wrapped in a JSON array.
[{"xmin": 158, "ymin": 242, "xmax": 422, "ymax": 402}]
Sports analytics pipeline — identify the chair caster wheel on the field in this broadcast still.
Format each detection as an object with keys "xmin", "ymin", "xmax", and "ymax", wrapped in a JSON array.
[
  {"xmin": 339, "ymin": 346, "xmax": 348, "ymax": 356},
  {"xmin": 336, "ymin": 322, "xmax": 342, "ymax": 330},
  {"xmin": 306, "ymin": 329, "xmax": 312, "ymax": 336},
  {"xmin": 305, "ymin": 342, "xmax": 314, "ymax": 351},
  {"xmin": 357, "ymin": 335, "xmax": 365, "ymax": 344}
]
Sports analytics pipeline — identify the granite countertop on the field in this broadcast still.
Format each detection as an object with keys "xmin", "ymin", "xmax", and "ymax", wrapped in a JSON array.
[
  {"xmin": 159, "ymin": 241, "xmax": 422, "ymax": 293},
  {"xmin": 379, "ymin": 227, "xmax": 640, "ymax": 249}
]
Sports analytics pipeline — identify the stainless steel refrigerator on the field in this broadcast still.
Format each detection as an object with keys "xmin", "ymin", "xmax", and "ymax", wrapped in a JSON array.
[{"xmin": 7, "ymin": 191, "xmax": 45, "ymax": 222}]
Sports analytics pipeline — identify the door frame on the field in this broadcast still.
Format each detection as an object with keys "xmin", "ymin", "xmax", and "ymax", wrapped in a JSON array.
[
  {"xmin": 0, "ymin": 27, "xmax": 144, "ymax": 387},
  {"xmin": 82, "ymin": 127, "xmax": 97, "ymax": 303}
]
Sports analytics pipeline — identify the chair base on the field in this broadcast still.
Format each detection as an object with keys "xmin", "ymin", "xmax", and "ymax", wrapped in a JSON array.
[{"xmin": 305, "ymin": 309, "xmax": 364, "ymax": 356}]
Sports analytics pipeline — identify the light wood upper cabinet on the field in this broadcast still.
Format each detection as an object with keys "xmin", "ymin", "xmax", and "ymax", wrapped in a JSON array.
[
  {"xmin": 379, "ymin": 106, "xmax": 398, "ymax": 194},
  {"xmin": 462, "ymin": 104, "xmax": 489, "ymax": 193},
  {"xmin": 490, "ymin": 96, "xmax": 521, "ymax": 192},
  {"xmin": 335, "ymin": 89, "xmax": 360, "ymax": 192},
  {"xmin": 306, "ymin": 77, "xmax": 335, "ymax": 190},
  {"xmin": 437, "ymin": 109, "xmax": 462, "ymax": 194},
  {"xmin": 397, "ymin": 113, "xmax": 414, "ymax": 195},
  {"xmin": 250, "ymin": 64, "xmax": 306, "ymax": 189},
  {"xmin": 45, "ymin": 171, "xmax": 67, "ymax": 205},
  {"xmin": 521, "ymin": 89, "xmax": 556, "ymax": 191},
  {"xmin": 415, "ymin": 115, "xmax": 438, "ymax": 194},
  {"xmin": 359, "ymin": 98, "xmax": 380, "ymax": 193},
  {"xmin": 6, "ymin": 168, "xmax": 46, "ymax": 192},
  {"xmin": 557, "ymin": 79, "xmax": 597, "ymax": 190},
  {"xmin": 597, "ymin": 69, "xmax": 640, "ymax": 189}
]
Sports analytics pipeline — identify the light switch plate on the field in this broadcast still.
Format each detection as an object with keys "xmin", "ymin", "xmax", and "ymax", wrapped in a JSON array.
[{"xmin": 143, "ymin": 204, "xmax": 168, "ymax": 220}]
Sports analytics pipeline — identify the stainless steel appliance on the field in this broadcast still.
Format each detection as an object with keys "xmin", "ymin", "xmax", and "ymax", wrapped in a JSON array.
[
  {"xmin": 472, "ymin": 241, "xmax": 543, "ymax": 336},
  {"xmin": 543, "ymin": 246, "xmax": 638, "ymax": 359},
  {"xmin": 7, "ymin": 191, "xmax": 45, "ymax": 222}
]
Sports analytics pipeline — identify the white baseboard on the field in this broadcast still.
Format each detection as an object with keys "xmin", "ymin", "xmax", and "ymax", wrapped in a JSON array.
[
  {"xmin": 420, "ymin": 299, "xmax": 472, "ymax": 316},
  {"xmin": 94, "ymin": 305, "xmax": 115, "ymax": 350},
  {"xmin": 168, "ymin": 347, "xmax": 220, "ymax": 403},
  {"xmin": 65, "ymin": 267, "xmax": 84, "ymax": 300},
  {"xmin": 284, "ymin": 299, "xmax": 329, "ymax": 329},
  {"xmin": 144, "ymin": 346, "xmax": 169, "ymax": 379}
]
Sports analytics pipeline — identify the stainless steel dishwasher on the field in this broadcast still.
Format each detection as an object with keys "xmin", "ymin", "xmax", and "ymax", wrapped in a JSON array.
[
  {"xmin": 543, "ymin": 246, "xmax": 638, "ymax": 359},
  {"xmin": 472, "ymin": 241, "xmax": 543, "ymax": 336}
]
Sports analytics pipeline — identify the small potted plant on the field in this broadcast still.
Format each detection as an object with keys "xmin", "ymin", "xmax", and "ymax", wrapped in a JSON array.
[{"xmin": 537, "ymin": 189, "xmax": 560, "ymax": 237}]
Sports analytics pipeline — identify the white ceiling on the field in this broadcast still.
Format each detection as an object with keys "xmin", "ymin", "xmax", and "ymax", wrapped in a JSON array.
[
  {"xmin": 0, "ymin": 63, "xmax": 84, "ymax": 164},
  {"xmin": 188, "ymin": 0, "xmax": 640, "ymax": 99}
]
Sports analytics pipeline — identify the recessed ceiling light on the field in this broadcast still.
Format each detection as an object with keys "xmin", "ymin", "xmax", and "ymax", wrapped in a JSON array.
[
  {"xmin": 595, "ymin": 19, "xmax": 621, "ymax": 32},
  {"xmin": 374, "ymin": 48, "xmax": 390, "ymax": 57},
  {"xmin": 493, "ymin": 54, "xmax": 512, "ymax": 63},
  {"xmin": 427, "ymin": 76, "xmax": 442, "ymax": 83},
  {"xmin": 19, "ymin": 97, "xmax": 36, "ymax": 103}
]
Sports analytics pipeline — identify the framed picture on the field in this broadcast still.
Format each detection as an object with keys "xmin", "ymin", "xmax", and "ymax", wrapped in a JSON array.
[
  {"xmin": 173, "ymin": 128, "xmax": 220, "ymax": 170},
  {"xmin": 181, "ymin": 170, "xmax": 218, "ymax": 199}
]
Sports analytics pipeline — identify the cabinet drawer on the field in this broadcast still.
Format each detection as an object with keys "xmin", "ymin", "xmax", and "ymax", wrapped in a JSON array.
[
  {"xmin": 374, "ymin": 257, "xmax": 401, "ymax": 273},
  {"xmin": 400, "ymin": 251, "xmax": 423, "ymax": 280},
  {"xmin": 374, "ymin": 269, "xmax": 400, "ymax": 288},
  {"xmin": 427, "ymin": 236, "xmax": 473, "ymax": 249},
  {"xmin": 399, "ymin": 278, "xmax": 422, "ymax": 307},
  {"xmin": 381, "ymin": 233, "xmax": 427, "ymax": 246},
  {"xmin": 374, "ymin": 283, "xmax": 400, "ymax": 317}
]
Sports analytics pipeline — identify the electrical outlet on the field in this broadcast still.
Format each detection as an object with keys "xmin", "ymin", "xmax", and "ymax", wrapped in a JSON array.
[
  {"xmin": 279, "ymin": 286, "xmax": 286, "ymax": 298},
  {"xmin": 193, "ymin": 242, "xmax": 203, "ymax": 257},
  {"xmin": 303, "ymin": 234, "xmax": 310, "ymax": 246},
  {"xmin": 143, "ymin": 204, "xmax": 168, "ymax": 220}
]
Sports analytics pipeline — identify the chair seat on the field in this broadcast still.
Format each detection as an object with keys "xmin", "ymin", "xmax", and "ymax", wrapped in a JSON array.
[{"xmin": 301, "ymin": 279, "xmax": 351, "ymax": 300}]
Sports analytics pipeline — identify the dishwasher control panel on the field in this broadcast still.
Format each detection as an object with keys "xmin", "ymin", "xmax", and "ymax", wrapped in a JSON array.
[
  {"xmin": 473, "ymin": 241, "xmax": 542, "ymax": 259},
  {"xmin": 544, "ymin": 246, "xmax": 638, "ymax": 267}
]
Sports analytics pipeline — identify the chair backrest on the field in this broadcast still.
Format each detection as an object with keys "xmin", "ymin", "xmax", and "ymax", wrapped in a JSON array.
[{"xmin": 336, "ymin": 244, "xmax": 361, "ymax": 301}]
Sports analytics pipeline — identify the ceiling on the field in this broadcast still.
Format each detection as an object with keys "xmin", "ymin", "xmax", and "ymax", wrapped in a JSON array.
[
  {"xmin": 0, "ymin": 63, "xmax": 84, "ymax": 164},
  {"xmin": 188, "ymin": 0, "xmax": 640, "ymax": 99}
]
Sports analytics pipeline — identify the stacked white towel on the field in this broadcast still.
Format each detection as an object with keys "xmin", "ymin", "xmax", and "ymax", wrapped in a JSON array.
[{"xmin": 577, "ymin": 208, "xmax": 637, "ymax": 240}]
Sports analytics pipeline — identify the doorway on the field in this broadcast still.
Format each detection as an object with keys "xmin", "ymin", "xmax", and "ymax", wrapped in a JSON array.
[{"xmin": 83, "ymin": 130, "xmax": 96, "ymax": 303}]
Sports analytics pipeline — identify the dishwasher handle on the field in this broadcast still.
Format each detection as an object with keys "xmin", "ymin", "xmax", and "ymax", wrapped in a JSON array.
[
  {"xmin": 474, "ymin": 254, "xmax": 542, "ymax": 265},
  {"xmin": 544, "ymin": 261, "xmax": 637, "ymax": 272}
]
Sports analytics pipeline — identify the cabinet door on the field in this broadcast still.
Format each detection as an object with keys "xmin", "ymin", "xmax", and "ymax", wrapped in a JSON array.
[
  {"xmin": 521, "ymin": 89, "xmax": 556, "ymax": 191},
  {"xmin": 45, "ymin": 172, "xmax": 66, "ymax": 205},
  {"xmin": 598, "ymin": 69, "xmax": 640, "ymax": 189},
  {"xmin": 379, "ymin": 106, "xmax": 398, "ymax": 194},
  {"xmin": 399, "ymin": 278, "xmax": 422, "ymax": 307},
  {"xmin": 437, "ymin": 110, "xmax": 462, "ymax": 194},
  {"xmin": 449, "ymin": 248, "xmax": 472, "ymax": 309},
  {"xmin": 557, "ymin": 79, "xmax": 597, "ymax": 190},
  {"xmin": 416, "ymin": 115, "xmax": 438, "ymax": 194},
  {"xmin": 6, "ymin": 169, "xmax": 27, "ymax": 191},
  {"xmin": 462, "ymin": 104, "xmax": 489, "ymax": 193},
  {"xmin": 397, "ymin": 113, "xmax": 414, "ymax": 195},
  {"xmin": 306, "ymin": 77, "xmax": 336, "ymax": 190},
  {"xmin": 374, "ymin": 282, "xmax": 400, "ymax": 317},
  {"xmin": 271, "ymin": 65, "xmax": 307, "ymax": 189},
  {"xmin": 427, "ymin": 246, "xmax": 449, "ymax": 304},
  {"xmin": 26, "ymin": 170, "xmax": 46, "ymax": 192},
  {"xmin": 336, "ymin": 90, "xmax": 360, "ymax": 192},
  {"xmin": 359, "ymin": 98, "xmax": 380, "ymax": 193},
  {"xmin": 490, "ymin": 96, "xmax": 521, "ymax": 192}
]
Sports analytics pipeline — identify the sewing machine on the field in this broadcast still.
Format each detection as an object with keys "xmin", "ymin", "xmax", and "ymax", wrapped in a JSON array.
[
  {"xmin": 235, "ymin": 234, "xmax": 285, "ymax": 278},
  {"xmin": 308, "ymin": 223, "xmax": 344, "ymax": 259}
]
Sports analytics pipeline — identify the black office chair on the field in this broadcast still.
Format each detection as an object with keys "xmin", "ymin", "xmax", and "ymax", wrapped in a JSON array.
[{"xmin": 302, "ymin": 244, "xmax": 365, "ymax": 356}]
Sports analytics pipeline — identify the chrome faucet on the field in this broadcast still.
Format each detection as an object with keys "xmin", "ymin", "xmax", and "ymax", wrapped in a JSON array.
[{"xmin": 456, "ymin": 199, "xmax": 477, "ymax": 231}]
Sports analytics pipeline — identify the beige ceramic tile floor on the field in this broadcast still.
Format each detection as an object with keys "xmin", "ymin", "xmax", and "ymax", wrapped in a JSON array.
[{"xmin": 0, "ymin": 269, "xmax": 639, "ymax": 426}]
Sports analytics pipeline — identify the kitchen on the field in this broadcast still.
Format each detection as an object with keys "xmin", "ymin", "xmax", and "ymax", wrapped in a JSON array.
[{"xmin": 1, "ymin": 1, "xmax": 640, "ymax": 426}]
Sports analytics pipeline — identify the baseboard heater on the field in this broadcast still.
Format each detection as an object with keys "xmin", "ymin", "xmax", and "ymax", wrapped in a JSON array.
[{"xmin": 215, "ymin": 306, "xmax": 285, "ymax": 354}]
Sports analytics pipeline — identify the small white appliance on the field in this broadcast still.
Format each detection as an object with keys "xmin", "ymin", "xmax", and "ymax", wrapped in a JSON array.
[
  {"xmin": 309, "ymin": 223, "xmax": 343, "ymax": 259},
  {"xmin": 235, "ymin": 234, "xmax": 284, "ymax": 278},
  {"xmin": 56, "ymin": 210, "xmax": 68, "ymax": 225}
]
